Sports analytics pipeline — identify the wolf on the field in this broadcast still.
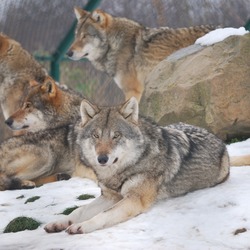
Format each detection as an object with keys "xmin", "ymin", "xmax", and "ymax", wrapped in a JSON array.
[
  {"xmin": 5, "ymin": 76, "xmax": 82, "ymax": 132},
  {"xmin": 230, "ymin": 154, "xmax": 250, "ymax": 166},
  {"xmin": 67, "ymin": 8, "xmax": 217, "ymax": 101},
  {"xmin": 44, "ymin": 97, "xmax": 230, "ymax": 234},
  {"xmin": 0, "ymin": 33, "xmax": 47, "ymax": 120},
  {"xmin": 0, "ymin": 125, "xmax": 96, "ymax": 191},
  {"xmin": 0, "ymin": 77, "xmax": 96, "ymax": 191}
]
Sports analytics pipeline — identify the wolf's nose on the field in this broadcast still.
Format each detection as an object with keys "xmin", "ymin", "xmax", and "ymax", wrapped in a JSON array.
[
  {"xmin": 98, "ymin": 155, "xmax": 109, "ymax": 165},
  {"xmin": 5, "ymin": 118, "xmax": 13, "ymax": 127},
  {"xmin": 66, "ymin": 50, "xmax": 73, "ymax": 57}
]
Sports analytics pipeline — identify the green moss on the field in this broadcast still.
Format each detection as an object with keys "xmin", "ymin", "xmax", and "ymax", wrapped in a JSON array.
[
  {"xmin": 61, "ymin": 206, "xmax": 79, "ymax": 215},
  {"xmin": 25, "ymin": 196, "xmax": 40, "ymax": 204},
  {"xmin": 77, "ymin": 194, "xmax": 95, "ymax": 200},
  {"xmin": 227, "ymin": 137, "xmax": 249, "ymax": 144},
  {"xmin": 4, "ymin": 217, "xmax": 41, "ymax": 233},
  {"xmin": 16, "ymin": 195, "xmax": 25, "ymax": 199}
]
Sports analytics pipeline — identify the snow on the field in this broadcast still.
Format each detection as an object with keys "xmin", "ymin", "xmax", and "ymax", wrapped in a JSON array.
[
  {"xmin": 0, "ymin": 140, "xmax": 249, "ymax": 250},
  {"xmin": 195, "ymin": 27, "xmax": 249, "ymax": 46}
]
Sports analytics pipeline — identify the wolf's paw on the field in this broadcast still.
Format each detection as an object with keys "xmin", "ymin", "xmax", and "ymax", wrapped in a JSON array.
[
  {"xmin": 66, "ymin": 223, "xmax": 85, "ymax": 234},
  {"xmin": 66, "ymin": 221, "xmax": 97, "ymax": 234},
  {"xmin": 21, "ymin": 180, "xmax": 36, "ymax": 189},
  {"xmin": 44, "ymin": 220, "xmax": 72, "ymax": 233},
  {"xmin": 56, "ymin": 173, "xmax": 71, "ymax": 181}
]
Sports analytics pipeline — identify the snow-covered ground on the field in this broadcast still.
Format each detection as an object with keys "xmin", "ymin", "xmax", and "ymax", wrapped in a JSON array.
[{"xmin": 0, "ymin": 139, "xmax": 249, "ymax": 250}]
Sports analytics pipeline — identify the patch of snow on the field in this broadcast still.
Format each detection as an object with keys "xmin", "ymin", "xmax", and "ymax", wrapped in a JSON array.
[{"xmin": 195, "ymin": 27, "xmax": 249, "ymax": 46}]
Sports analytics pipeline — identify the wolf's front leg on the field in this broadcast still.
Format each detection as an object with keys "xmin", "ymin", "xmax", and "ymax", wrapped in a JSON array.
[
  {"xmin": 66, "ymin": 178, "xmax": 157, "ymax": 234},
  {"xmin": 44, "ymin": 195, "xmax": 119, "ymax": 233}
]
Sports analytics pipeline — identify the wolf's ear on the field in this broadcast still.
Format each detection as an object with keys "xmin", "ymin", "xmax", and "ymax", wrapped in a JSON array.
[
  {"xmin": 80, "ymin": 100, "xmax": 99, "ymax": 126},
  {"xmin": 0, "ymin": 35, "xmax": 8, "ymax": 55},
  {"xmin": 29, "ymin": 80, "xmax": 39, "ymax": 87},
  {"xmin": 91, "ymin": 10, "xmax": 107, "ymax": 26},
  {"xmin": 120, "ymin": 97, "xmax": 139, "ymax": 124},
  {"xmin": 74, "ymin": 7, "xmax": 89, "ymax": 20},
  {"xmin": 41, "ymin": 78, "xmax": 57, "ymax": 98}
]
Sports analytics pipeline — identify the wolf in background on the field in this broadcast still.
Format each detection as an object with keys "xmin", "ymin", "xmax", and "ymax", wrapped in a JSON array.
[
  {"xmin": 0, "ymin": 77, "xmax": 96, "ymax": 191},
  {"xmin": 44, "ymin": 97, "xmax": 230, "ymax": 234},
  {"xmin": 5, "ymin": 76, "xmax": 82, "ymax": 132},
  {"xmin": 0, "ymin": 33, "xmax": 48, "ymax": 141},
  {"xmin": 67, "ymin": 8, "xmax": 216, "ymax": 101},
  {"xmin": 0, "ymin": 33, "xmax": 47, "ymax": 120}
]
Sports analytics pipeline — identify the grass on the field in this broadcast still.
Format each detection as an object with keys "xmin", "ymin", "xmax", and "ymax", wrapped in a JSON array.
[
  {"xmin": 61, "ymin": 206, "xmax": 79, "ymax": 215},
  {"xmin": 77, "ymin": 194, "xmax": 95, "ymax": 200},
  {"xmin": 4, "ymin": 217, "xmax": 41, "ymax": 233},
  {"xmin": 25, "ymin": 196, "xmax": 40, "ymax": 204},
  {"xmin": 227, "ymin": 136, "xmax": 249, "ymax": 144},
  {"xmin": 16, "ymin": 195, "xmax": 25, "ymax": 199},
  {"xmin": 60, "ymin": 194, "xmax": 95, "ymax": 215}
]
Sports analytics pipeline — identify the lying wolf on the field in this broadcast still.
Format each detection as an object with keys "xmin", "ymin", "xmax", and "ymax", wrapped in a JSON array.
[
  {"xmin": 0, "ymin": 77, "xmax": 96, "ymax": 190},
  {"xmin": 67, "ymin": 8, "xmax": 216, "ymax": 101},
  {"xmin": 5, "ymin": 76, "xmax": 82, "ymax": 132},
  {"xmin": 0, "ymin": 33, "xmax": 47, "ymax": 120},
  {"xmin": 45, "ymin": 97, "xmax": 230, "ymax": 234}
]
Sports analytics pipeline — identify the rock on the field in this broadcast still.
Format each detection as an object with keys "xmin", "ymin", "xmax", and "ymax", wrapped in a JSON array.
[{"xmin": 140, "ymin": 33, "xmax": 250, "ymax": 141}]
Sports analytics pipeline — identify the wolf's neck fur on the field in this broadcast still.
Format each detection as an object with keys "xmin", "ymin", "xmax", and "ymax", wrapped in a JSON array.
[{"xmin": 48, "ymin": 89, "xmax": 82, "ymax": 128}]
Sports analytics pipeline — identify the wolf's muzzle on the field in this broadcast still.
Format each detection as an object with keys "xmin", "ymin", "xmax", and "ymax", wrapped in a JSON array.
[
  {"xmin": 98, "ymin": 155, "xmax": 109, "ymax": 165},
  {"xmin": 5, "ymin": 117, "xmax": 13, "ymax": 127},
  {"xmin": 66, "ymin": 50, "xmax": 73, "ymax": 58}
]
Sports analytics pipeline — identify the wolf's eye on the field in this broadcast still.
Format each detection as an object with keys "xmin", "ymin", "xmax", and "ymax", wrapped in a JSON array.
[
  {"xmin": 24, "ymin": 102, "xmax": 32, "ymax": 109},
  {"xmin": 92, "ymin": 132, "xmax": 99, "ymax": 139},
  {"xmin": 81, "ymin": 33, "xmax": 86, "ymax": 39},
  {"xmin": 113, "ymin": 132, "xmax": 121, "ymax": 139}
]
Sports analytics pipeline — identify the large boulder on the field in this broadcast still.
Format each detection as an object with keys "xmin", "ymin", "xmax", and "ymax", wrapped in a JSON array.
[{"xmin": 140, "ymin": 33, "xmax": 250, "ymax": 141}]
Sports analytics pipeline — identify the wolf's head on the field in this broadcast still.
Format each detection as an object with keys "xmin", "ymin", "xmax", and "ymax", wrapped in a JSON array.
[
  {"xmin": 5, "ymin": 76, "xmax": 71, "ymax": 132},
  {"xmin": 76, "ymin": 97, "xmax": 145, "ymax": 170},
  {"xmin": 0, "ymin": 34, "xmax": 47, "ymax": 77},
  {"xmin": 66, "ymin": 8, "xmax": 112, "ymax": 62}
]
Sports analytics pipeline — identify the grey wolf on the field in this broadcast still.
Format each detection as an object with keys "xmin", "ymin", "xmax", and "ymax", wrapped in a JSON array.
[
  {"xmin": 0, "ymin": 33, "xmax": 47, "ymax": 122},
  {"xmin": 0, "ymin": 77, "xmax": 96, "ymax": 190},
  {"xmin": 5, "ymin": 76, "xmax": 82, "ymax": 132},
  {"xmin": 67, "ymin": 8, "xmax": 216, "ymax": 101},
  {"xmin": 0, "ymin": 125, "xmax": 93, "ymax": 191},
  {"xmin": 44, "ymin": 97, "xmax": 230, "ymax": 234}
]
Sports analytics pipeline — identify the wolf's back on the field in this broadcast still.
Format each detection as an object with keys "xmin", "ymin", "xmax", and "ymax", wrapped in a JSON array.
[
  {"xmin": 143, "ymin": 25, "xmax": 216, "ymax": 51},
  {"xmin": 159, "ymin": 123, "xmax": 230, "ymax": 197}
]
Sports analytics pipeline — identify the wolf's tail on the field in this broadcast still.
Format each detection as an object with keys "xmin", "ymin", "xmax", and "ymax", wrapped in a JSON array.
[
  {"xmin": 0, "ymin": 173, "xmax": 35, "ymax": 191},
  {"xmin": 230, "ymin": 154, "xmax": 250, "ymax": 166}
]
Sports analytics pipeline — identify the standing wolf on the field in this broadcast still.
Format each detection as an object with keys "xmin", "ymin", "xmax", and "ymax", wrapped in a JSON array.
[
  {"xmin": 45, "ymin": 97, "xmax": 230, "ymax": 234},
  {"xmin": 67, "ymin": 8, "xmax": 216, "ymax": 101}
]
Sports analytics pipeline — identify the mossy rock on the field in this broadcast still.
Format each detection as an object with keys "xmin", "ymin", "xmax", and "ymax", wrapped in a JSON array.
[{"xmin": 4, "ymin": 216, "xmax": 41, "ymax": 233}]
